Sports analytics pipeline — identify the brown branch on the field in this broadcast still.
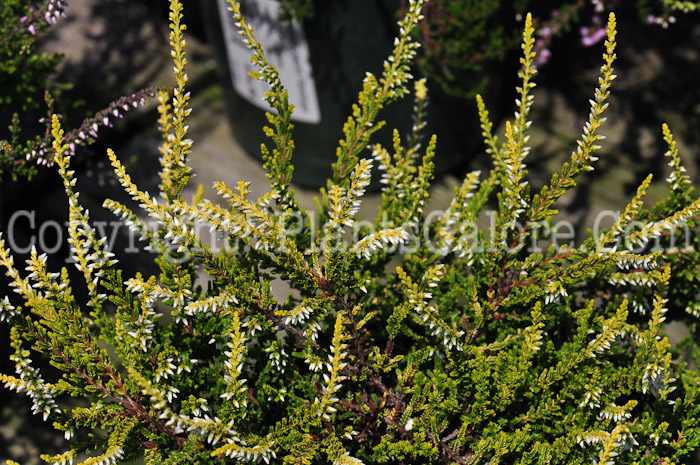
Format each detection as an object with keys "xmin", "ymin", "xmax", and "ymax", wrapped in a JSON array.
[{"xmin": 28, "ymin": 327, "xmax": 181, "ymax": 445}]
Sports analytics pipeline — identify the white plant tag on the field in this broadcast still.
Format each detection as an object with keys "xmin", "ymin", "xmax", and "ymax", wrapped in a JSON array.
[{"xmin": 216, "ymin": 0, "xmax": 322, "ymax": 123}]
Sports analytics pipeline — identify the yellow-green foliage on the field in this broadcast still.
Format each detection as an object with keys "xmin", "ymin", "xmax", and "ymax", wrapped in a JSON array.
[{"xmin": 2, "ymin": 1, "xmax": 700, "ymax": 464}]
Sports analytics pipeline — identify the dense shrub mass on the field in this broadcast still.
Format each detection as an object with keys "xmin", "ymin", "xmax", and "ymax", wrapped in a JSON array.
[{"xmin": 2, "ymin": 0, "xmax": 700, "ymax": 464}]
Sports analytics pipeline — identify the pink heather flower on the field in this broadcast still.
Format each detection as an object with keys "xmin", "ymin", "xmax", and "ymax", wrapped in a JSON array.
[
  {"xmin": 535, "ymin": 47, "xmax": 552, "ymax": 68},
  {"xmin": 580, "ymin": 26, "xmax": 607, "ymax": 47},
  {"xmin": 533, "ymin": 39, "xmax": 552, "ymax": 68},
  {"xmin": 28, "ymin": 24, "xmax": 36, "ymax": 35}
]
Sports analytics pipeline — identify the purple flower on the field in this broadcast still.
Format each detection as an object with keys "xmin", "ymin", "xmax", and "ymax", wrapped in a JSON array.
[
  {"xmin": 580, "ymin": 26, "xmax": 607, "ymax": 47},
  {"xmin": 535, "ymin": 47, "xmax": 552, "ymax": 67},
  {"xmin": 533, "ymin": 39, "xmax": 552, "ymax": 68}
]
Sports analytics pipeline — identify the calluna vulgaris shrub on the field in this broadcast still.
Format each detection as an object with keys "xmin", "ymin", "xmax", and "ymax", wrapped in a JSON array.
[
  {"xmin": 2, "ymin": 0, "xmax": 700, "ymax": 464},
  {"xmin": 0, "ymin": 0, "xmax": 162, "ymax": 181},
  {"xmin": 0, "ymin": 0, "xmax": 67, "ymax": 180}
]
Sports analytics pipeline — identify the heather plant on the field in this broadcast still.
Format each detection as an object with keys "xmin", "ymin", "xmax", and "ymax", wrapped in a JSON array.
[
  {"xmin": 0, "ymin": 0, "xmax": 66, "ymax": 111},
  {"xmin": 0, "ymin": 0, "xmax": 161, "ymax": 181},
  {"xmin": 414, "ymin": 0, "xmax": 700, "ymax": 97},
  {"xmin": 279, "ymin": 0, "xmax": 700, "ymax": 97},
  {"xmin": 0, "ymin": 0, "xmax": 66, "ymax": 180},
  {"xmin": 2, "ymin": 1, "xmax": 700, "ymax": 465}
]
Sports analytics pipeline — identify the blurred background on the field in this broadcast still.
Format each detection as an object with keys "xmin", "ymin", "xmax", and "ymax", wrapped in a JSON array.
[{"xmin": 0, "ymin": 0, "xmax": 699, "ymax": 462}]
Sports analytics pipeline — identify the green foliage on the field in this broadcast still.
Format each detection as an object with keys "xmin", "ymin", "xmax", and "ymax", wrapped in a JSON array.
[
  {"xmin": 277, "ymin": 0, "xmax": 315, "ymax": 21},
  {"xmin": 0, "ymin": 0, "xmax": 64, "ymax": 110},
  {"xmin": 0, "ymin": 0, "xmax": 65, "ymax": 180},
  {"xmin": 2, "ymin": 1, "xmax": 700, "ymax": 465}
]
